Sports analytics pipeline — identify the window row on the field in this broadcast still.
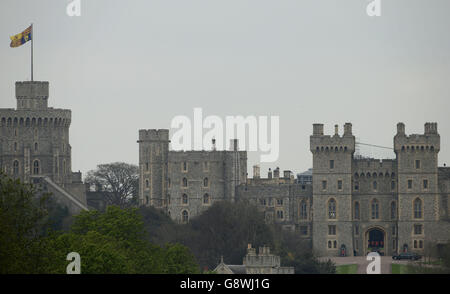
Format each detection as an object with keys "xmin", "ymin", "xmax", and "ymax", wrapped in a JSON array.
[{"xmin": 329, "ymin": 198, "xmax": 423, "ymax": 220}]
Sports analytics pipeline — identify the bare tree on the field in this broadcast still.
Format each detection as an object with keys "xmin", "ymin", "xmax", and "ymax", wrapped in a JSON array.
[{"xmin": 85, "ymin": 162, "xmax": 139, "ymax": 208}]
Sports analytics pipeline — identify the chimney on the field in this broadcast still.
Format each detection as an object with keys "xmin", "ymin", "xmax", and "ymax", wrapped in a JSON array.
[
  {"xmin": 273, "ymin": 167, "xmax": 280, "ymax": 178},
  {"xmin": 253, "ymin": 165, "xmax": 260, "ymax": 179},
  {"xmin": 283, "ymin": 170, "xmax": 291, "ymax": 178}
]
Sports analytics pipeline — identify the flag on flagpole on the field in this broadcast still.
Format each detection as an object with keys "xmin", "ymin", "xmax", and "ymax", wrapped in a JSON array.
[{"xmin": 10, "ymin": 25, "xmax": 32, "ymax": 48}]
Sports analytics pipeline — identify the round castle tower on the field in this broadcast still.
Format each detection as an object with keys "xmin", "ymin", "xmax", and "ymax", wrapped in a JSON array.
[{"xmin": 0, "ymin": 81, "xmax": 72, "ymax": 186}]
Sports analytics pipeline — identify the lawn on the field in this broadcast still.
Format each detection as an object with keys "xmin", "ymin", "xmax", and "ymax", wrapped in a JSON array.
[
  {"xmin": 391, "ymin": 264, "xmax": 409, "ymax": 274},
  {"xmin": 336, "ymin": 264, "xmax": 358, "ymax": 274}
]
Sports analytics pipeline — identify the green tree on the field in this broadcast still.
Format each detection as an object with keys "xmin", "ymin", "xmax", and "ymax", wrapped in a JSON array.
[{"xmin": 85, "ymin": 162, "xmax": 139, "ymax": 208}]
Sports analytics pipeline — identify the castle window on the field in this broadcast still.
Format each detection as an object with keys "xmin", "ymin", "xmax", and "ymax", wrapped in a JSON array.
[
  {"xmin": 373, "ymin": 181, "xmax": 377, "ymax": 191},
  {"xmin": 203, "ymin": 177, "xmax": 209, "ymax": 187},
  {"xmin": 371, "ymin": 199, "xmax": 379, "ymax": 219},
  {"xmin": 146, "ymin": 162, "xmax": 149, "ymax": 171},
  {"xmin": 277, "ymin": 198, "xmax": 283, "ymax": 206},
  {"xmin": 414, "ymin": 224, "xmax": 423, "ymax": 235},
  {"xmin": 414, "ymin": 198, "xmax": 423, "ymax": 219},
  {"xmin": 354, "ymin": 182, "xmax": 359, "ymax": 191},
  {"xmin": 414, "ymin": 240, "xmax": 417, "ymax": 249},
  {"xmin": 145, "ymin": 179, "xmax": 149, "ymax": 188},
  {"xmin": 328, "ymin": 225, "xmax": 336, "ymax": 235},
  {"xmin": 182, "ymin": 210, "xmax": 189, "ymax": 223},
  {"xmin": 355, "ymin": 224, "xmax": 359, "ymax": 235},
  {"xmin": 423, "ymin": 179, "xmax": 428, "ymax": 190},
  {"xmin": 328, "ymin": 198, "xmax": 336, "ymax": 219},
  {"xmin": 276, "ymin": 210, "xmax": 284, "ymax": 219},
  {"xmin": 182, "ymin": 161, "xmax": 187, "ymax": 172},
  {"xmin": 327, "ymin": 240, "xmax": 338, "ymax": 249},
  {"xmin": 182, "ymin": 177, "xmax": 188, "ymax": 187},
  {"xmin": 354, "ymin": 202, "xmax": 360, "ymax": 220},
  {"xmin": 391, "ymin": 201, "xmax": 397, "ymax": 220},
  {"xmin": 337, "ymin": 180, "xmax": 343, "ymax": 190},
  {"xmin": 13, "ymin": 160, "xmax": 19, "ymax": 175},
  {"xmin": 14, "ymin": 142, "xmax": 17, "ymax": 152},
  {"xmin": 329, "ymin": 160, "xmax": 334, "ymax": 169},
  {"xmin": 391, "ymin": 181, "xmax": 395, "ymax": 191},
  {"xmin": 408, "ymin": 179, "xmax": 413, "ymax": 189},
  {"xmin": 168, "ymin": 194, "xmax": 171, "ymax": 205},
  {"xmin": 322, "ymin": 180, "xmax": 327, "ymax": 190},
  {"xmin": 415, "ymin": 160, "xmax": 421, "ymax": 169},
  {"xmin": 146, "ymin": 196, "xmax": 149, "ymax": 204},
  {"xmin": 392, "ymin": 225, "xmax": 396, "ymax": 236},
  {"xmin": 63, "ymin": 160, "xmax": 66, "ymax": 175},
  {"xmin": 419, "ymin": 240, "xmax": 423, "ymax": 249},
  {"xmin": 203, "ymin": 193, "xmax": 210, "ymax": 205},
  {"xmin": 33, "ymin": 160, "xmax": 39, "ymax": 174},
  {"xmin": 300, "ymin": 200, "xmax": 307, "ymax": 219},
  {"xmin": 182, "ymin": 194, "xmax": 188, "ymax": 205},
  {"xmin": 34, "ymin": 142, "xmax": 38, "ymax": 152}
]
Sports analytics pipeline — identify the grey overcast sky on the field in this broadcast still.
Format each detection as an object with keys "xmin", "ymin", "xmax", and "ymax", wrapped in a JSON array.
[{"xmin": 1, "ymin": 0, "xmax": 450, "ymax": 177}]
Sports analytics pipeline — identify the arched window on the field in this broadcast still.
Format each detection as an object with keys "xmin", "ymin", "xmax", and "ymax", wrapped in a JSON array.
[
  {"xmin": 182, "ymin": 177, "xmax": 188, "ymax": 187},
  {"xmin": 391, "ymin": 201, "xmax": 397, "ymax": 220},
  {"xmin": 13, "ymin": 160, "xmax": 19, "ymax": 175},
  {"xmin": 371, "ymin": 199, "xmax": 379, "ymax": 219},
  {"xmin": 354, "ymin": 201, "xmax": 360, "ymax": 220},
  {"xmin": 203, "ymin": 177, "xmax": 209, "ymax": 187},
  {"xmin": 300, "ymin": 200, "xmax": 307, "ymax": 219},
  {"xmin": 33, "ymin": 160, "xmax": 39, "ymax": 174},
  {"xmin": 203, "ymin": 193, "xmax": 210, "ymax": 204},
  {"xmin": 182, "ymin": 194, "xmax": 188, "ymax": 205},
  {"xmin": 414, "ymin": 198, "xmax": 423, "ymax": 219},
  {"xmin": 34, "ymin": 142, "xmax": 38, "ymax": 152},
  {"xmin": 328, "ymin": 198, "xmax": 336, "ymax": 219},
  {"xmin": 145, "ymin": 179, "xmax": 149, "ymax": 188},
  {"xmin": 182, "ymin": 210, "xmax": 189, "ymax": 223}
]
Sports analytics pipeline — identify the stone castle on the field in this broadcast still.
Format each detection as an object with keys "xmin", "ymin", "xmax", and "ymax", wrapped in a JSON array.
[
  {"xmin": 139, "ymin": 123, "xmax": 450, "ymax": 257},
  {"xmin": 0, "ymin": 81, "xmax": 88, "ymax": 213},
  {"xmin": 1, "ymin": 80, "xmax": 449, "ymax": 257}
]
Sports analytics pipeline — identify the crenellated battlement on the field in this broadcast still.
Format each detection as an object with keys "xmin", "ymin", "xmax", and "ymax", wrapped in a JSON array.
[
  {"xmin": 310, "ymin": 123, "xmax": 355, "ymax": 153},
  {"xmin": 138, "ymin": 129, "xmax": 170, "ymax": 142},
  {"xmin": 394, "ymin": 122, "xmax": 440, "ymax": 153},
  {"xmin": 0, "ymin": 108, "xmax": 71, "ymax": 128}
]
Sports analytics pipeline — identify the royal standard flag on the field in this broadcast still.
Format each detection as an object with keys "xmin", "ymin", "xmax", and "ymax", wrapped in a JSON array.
[{"xmin": 10, "ymin": 25, "xmax": 32, "ymax": 48}]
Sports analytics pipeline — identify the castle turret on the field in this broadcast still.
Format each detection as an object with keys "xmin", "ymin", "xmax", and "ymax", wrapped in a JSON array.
[
  {"xmin": 310, "ymin": 123, "xmax": 355, "ymax": 256},
  {"xmin": 394, "ymin": 122, "xmax": 440, "ymax": 253},
  {"xmin": 138, "ymin": 129, "xmax": 170, "ymax": 208},
  {"xmin": 15, "ymin": 81, "xmax": 49, "ymax": 110}
]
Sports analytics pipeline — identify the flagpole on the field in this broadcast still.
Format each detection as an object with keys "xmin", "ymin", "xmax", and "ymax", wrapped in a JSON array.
[{"xmin": 31, "ymin": 23, "xmax": 33, "ymax": 81}]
